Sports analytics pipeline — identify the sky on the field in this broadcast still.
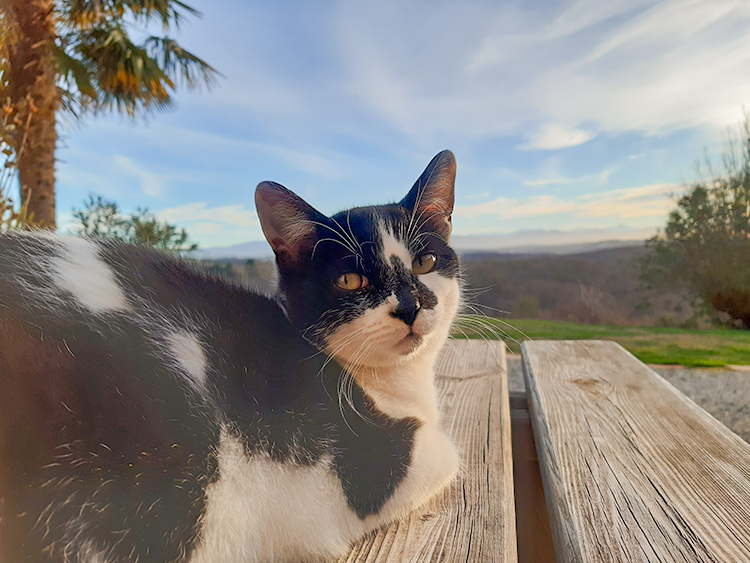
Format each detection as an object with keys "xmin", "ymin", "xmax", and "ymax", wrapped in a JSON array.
[{"xmin": 55, "ymin": 0, "xmax": 750, "ymax": 249}]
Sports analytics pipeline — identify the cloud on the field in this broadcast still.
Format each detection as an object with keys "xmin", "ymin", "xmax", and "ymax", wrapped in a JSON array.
[
  {"xmin": 523, "ymin": 168, "xmax": 614, "ymax": 187},
  {"xmin": 113, "ymin": 155, "xmax": 165, "ymax": 198},
  {"xmin": 519, "ymin": 124, "xmax": 596, "ymax": 151},
  {"xmin": 455, "ymin": 182, "xmax": 676, "ymax": 221},
  {"xmin": 158, "ymin": 202, "xmax": 259, "ymax": 227},
  {"xmin": 155, "ymin": 201, "xmax": 263, "ymax": 247},
  {"xmin": 319, "ymin": 0, "xmax": 750, "ymax": 144}
]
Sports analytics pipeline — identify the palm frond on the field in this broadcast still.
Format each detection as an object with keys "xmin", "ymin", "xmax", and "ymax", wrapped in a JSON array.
[
  {"xmin": 72, "ymin": 24, "xmax": 174, "ymax": 114},
  {"xmin": 53, "ymin": 0, "xmax": 217, "ymax": 117},
  {"xmin": 144, "ymin": 35, "xmax": 217, "ymax": 89},
  {"xmin": 52, "ymin": 44, "xmax": 97, "ymax": 98},
  {"xmin": 60, "ymin": 0, "xmax": 200, "ymax": 30}
]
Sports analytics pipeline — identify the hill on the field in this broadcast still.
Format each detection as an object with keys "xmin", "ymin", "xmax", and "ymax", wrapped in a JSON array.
[{"xmin": 460, "ymin": 245, "xmax": 695, "ymax": 326}]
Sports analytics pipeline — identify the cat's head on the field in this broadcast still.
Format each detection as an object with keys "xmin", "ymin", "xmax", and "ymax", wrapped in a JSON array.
[{"xmin": 255, "ymin": 150, "xmax": 460, "ymax": 369}]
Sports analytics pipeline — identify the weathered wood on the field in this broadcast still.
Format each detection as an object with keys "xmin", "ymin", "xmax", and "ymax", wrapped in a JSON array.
[
  {"xmin": 522, "ymin": 340, "xmax": 750, "ymax": 563},
  {"xmin": 338, "ymin": 339, "xmax": 517, "ymax": 562}
]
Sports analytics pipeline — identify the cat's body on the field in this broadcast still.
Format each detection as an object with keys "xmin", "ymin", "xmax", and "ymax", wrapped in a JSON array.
[{"xmin": 0, "ymin": 151, "xmax": 461, "ymax": 561}]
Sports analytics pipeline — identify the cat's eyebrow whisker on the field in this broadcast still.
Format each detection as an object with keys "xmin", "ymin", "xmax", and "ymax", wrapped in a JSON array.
[
  {"xmin": 345, "ymin": 210, "xmax": 363, "ymax": 255},
  {"xmin": 311, "ymin": 237, "xmax": 358, "ymax": 261},
  {"xmin": 303, "ymin": 220, "xmax": 360, "ymax": 258},
  {"xmin": 329, "ymin": 214, "xmax": 363, "ymax": 258}
]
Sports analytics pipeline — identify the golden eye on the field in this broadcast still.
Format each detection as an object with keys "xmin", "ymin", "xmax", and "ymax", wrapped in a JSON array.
[
  {"xmin": 334, "ymin": 272, "xmax": 369, "ymax": 291},
  {"xmin": 412, "ymin": 253, "xmax": 437, "ymax": 275}
]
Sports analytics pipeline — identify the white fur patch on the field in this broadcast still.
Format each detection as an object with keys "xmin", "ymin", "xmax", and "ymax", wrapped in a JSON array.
[
  {"xmin": 191, "ymin": 428, "xmax": 458, "ymax": 562},
  {"xmin": 165, "ymin": 330, "xmax": 208, "ymax": 387},
  {"xmin": 48, "ymin": 237, "xmax": 129, "ymax": 314},
  {"xmin": 191, "ymin": 431, "xmax": 364, "ymax": 563},
  {"xmin": 378, "ymin": 225, "xmax": 412, "ymax": 268}
]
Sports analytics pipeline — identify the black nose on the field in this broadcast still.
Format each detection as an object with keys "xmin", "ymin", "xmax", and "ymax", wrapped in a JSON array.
[{"xmin": 391, "ymin": 294, "xmax": 420, "ymax": 326}]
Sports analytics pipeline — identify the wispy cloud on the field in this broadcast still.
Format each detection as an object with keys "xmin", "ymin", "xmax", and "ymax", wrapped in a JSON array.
[
  {"xmin": 114, "ymin": 155, "xmax": 165, "ymax": 199},
  {"xmin": 320, "ymin": 0, "xmax": 750, "ymax": 143},
  {"xmin": 523, "ymin": 168, "xmax": 614, "ymax": 187},
  {"xmin": 155, "ymin": 202, "xmax": 262, "ymax": 247},
  {"xmin": 456, "ymin": 182, "xmax": 677, "ymax": 221},
  {"xmin": 519, "ymin": 124, "xmax": 596, "ymax": 151},
  {"xmin": 158, "ymin": 202, "xmax": 259, "ymax": 227}
]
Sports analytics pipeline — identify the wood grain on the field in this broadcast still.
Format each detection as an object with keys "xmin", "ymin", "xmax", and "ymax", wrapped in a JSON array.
[
  {"xmin": 522, "ymin": 340, "xmax": 750, "ymax": 562},
  {"xmin": 337, "ymin": 339, "xmax": 517, "ymax": 563}
]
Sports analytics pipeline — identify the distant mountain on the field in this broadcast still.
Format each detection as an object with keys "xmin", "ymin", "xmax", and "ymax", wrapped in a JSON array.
[
  {"xmin": 459, "ymin": 240, "xmax": 644, "ymax": 260},
  {"xmin": 197, "ymin": 227, "xmax": 650, "ymax": 260},
  {"xmin": 449, "ymin": 226, "xmax": 652, "ymax": 254},
  {"xmin": 196, "ymin": 240, "xmax": 274, "ymax": 260}
]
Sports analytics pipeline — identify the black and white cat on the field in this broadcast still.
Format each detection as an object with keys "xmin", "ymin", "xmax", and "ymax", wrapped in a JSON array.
[{"xmin": 0, "ymin": 150, "xmax": 461, "ymax": 562}]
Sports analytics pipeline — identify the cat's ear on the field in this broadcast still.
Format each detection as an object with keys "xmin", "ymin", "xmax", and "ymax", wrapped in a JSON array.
[
  {"xmin": 255, "ymin": 182, "xmax": 323, "ymax": 263},
  {"xmin": 400, "ymin": 150, "xmax": 456, "ymax": 241}
]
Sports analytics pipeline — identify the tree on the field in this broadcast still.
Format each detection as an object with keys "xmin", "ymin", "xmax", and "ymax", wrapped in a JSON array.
[
  {"xmin": 0, "ymin": 0, "xmax": 215, "ymax": 228},
  {"xmin": 643, "ymin": 116, "xmax": 750, "ymax": 328},
  {"xmin": 73, "ymin": 193, "xmax": 197, "ymax": 254}
]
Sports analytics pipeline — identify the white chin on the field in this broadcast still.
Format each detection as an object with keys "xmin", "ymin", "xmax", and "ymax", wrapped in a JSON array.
[{"xmin": 394, "ymin": 332, "xmax": 424, "ymax": 355}]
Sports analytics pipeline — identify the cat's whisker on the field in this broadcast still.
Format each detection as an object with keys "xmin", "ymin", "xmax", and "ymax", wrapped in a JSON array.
[
  {"xmin": 460, "ymin": 307, "xmax": 531, "ymax": 343},
  {"xmin": 453, "ymin": 314, "xmax": 524, "ymax": 354},
  {"xmin": 311, "ymin": 237, "xmax": 358, "ymax": 261},
  {"xmin": 345, "ymin": 210, "xmax": 364, "ymax": 255},
  {"xmin": 302, "ymin": 219, "xmax": 360, "ymax": 258}
]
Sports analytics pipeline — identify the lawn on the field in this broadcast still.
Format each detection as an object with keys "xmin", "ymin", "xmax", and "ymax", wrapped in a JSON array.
[{"xmin": 452, "ymin": 317, "xmax": 750, "ymax": 367}]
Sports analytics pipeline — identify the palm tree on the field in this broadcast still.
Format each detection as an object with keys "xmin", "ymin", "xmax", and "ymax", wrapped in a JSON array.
[{"xmin": 0, "ymin": 0, "xmax": 216, "ymax": 227}]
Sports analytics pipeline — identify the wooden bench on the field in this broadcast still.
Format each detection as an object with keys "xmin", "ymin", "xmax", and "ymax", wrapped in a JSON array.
[
  {"xmin": 522, "ymin": 340, "xmax": 750, "ymax": 562},
  {"xmin": 340, "ymin": 339, "xmax": 750, "ymax": 562}
]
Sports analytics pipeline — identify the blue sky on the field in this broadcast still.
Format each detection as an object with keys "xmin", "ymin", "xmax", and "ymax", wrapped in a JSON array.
[{"xmin": 56, "ymin": 0, "xmax": 750, "ymax": 249}]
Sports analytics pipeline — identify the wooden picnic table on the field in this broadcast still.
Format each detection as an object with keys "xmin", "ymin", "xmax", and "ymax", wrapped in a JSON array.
[{"xmin": 338, "ymin": 339, "xmax": 750, "ymax": 562}]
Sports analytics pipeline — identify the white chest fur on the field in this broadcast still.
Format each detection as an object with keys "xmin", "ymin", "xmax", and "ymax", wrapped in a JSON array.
[
  {"xmin": 190, "ymin": 431, "xmax": 361, "ymax": 563},
  {"xmin": 191, "ymin": 419, "xmax": 458, "ymax": 562}
]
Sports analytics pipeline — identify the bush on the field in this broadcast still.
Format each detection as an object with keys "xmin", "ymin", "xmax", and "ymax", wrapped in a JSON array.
[
  {"xmin": 643, "ymin": 115, "xmax": 750, "ymax": 328},
  {"xmin": 72, "ymin": 194, "xmax": 197, "ymax": 255}
]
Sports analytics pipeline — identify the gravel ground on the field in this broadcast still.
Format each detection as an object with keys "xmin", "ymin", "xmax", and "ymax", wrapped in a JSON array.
[{"xmin": 507, "ymin": 356, "xmax": 750, "ymax": 444}]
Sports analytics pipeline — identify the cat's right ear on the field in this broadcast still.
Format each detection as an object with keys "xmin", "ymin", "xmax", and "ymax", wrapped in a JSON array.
[{"xmin": 255, "ymin": 182, "xmax": 323, "ymax": 263}]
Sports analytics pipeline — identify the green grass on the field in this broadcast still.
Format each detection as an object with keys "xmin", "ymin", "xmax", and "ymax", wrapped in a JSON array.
[{"xmin": 453, "ymin": 317, "xmax": 750, "ymax": 367}]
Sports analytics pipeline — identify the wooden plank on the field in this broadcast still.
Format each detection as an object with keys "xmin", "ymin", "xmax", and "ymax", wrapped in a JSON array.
[
  {"xmin": 338, "ymin": 340, "xmax": 517, "ymax": 562},
  {"xmin": 522, "ymin": 340, "xmax": 750, "ymax": 563}
]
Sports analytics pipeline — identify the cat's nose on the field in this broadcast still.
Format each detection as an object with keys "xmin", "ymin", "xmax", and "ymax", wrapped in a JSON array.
[{"xmin": 391, "ymin": 294, "xmax": 421, "ymax": 326}]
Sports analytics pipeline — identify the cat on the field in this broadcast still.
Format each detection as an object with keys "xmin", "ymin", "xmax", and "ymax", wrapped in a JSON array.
[{"xmin": 0, "ymin": 150, "xmax": 461, "ymax": 562}]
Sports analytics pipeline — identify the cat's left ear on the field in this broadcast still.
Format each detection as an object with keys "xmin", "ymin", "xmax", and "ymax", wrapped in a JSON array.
[
  {"xmin": 400, "ymin": 150, "xmax": 456, "ymax": 241},
  {"xmin": 255, "ymin": 181, "xmax": 324, "ymax": 265}
]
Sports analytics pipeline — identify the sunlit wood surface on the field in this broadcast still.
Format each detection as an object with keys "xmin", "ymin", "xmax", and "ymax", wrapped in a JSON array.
[{"xmin": 523, "ymin": 340, "xmax": 750, "ymax": 562}]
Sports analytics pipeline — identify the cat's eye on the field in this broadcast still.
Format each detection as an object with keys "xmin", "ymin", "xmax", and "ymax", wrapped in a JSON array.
[
  {"xmin": 334, "ymin": 272, "xmax": 369, "ymax": 291},
  {"xmin": 412, "ymin": 253, "xmax": 437, "ymax": 275}
]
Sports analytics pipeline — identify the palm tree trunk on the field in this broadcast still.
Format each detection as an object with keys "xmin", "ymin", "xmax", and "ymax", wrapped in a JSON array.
[{"xmin": 6, "ymin": 0, "xmax": 58, "ymax": 228}]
